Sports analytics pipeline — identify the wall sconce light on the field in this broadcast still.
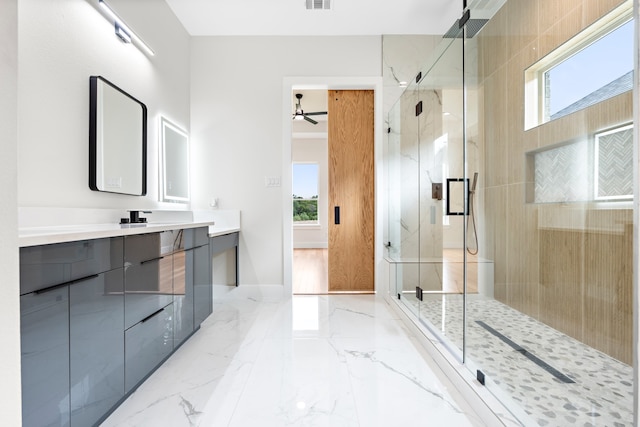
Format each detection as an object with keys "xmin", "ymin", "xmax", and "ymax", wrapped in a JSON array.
[{"xmin": 98, "ymin": 0, "xmax": 155, "ymax": 56}]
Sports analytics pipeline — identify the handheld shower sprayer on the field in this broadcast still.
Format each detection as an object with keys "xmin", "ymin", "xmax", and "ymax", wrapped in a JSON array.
[{"xmin": 467, "ymin": 172, "xmax": 479, "ymax": 255}]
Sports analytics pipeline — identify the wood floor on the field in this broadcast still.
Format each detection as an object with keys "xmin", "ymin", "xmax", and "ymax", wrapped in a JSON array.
[
  {"xmin": 293, "ymin": 249, "xmax": 328, "ymax": 294},
  {"xmin": 293, "ymin": 248, "xmax": 479, "ymax": 295}
]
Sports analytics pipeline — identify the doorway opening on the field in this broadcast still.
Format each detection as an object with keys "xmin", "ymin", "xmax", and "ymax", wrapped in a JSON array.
[
  {"xmin": 292, "ymin": 157, "xmax": 328, "ymax": 294},
  {"xmin": 282, "ymin": 78, "xmax": 383, "ymax": 297}
]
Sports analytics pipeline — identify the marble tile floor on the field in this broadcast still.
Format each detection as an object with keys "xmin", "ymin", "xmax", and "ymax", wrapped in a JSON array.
[
  {"xmin": 402, "ymin": 294, "xmax": 633, "ymax": 426},
  {"xmin": 100, "ymin": 293, "xmax": 491, "ymax": 427}
]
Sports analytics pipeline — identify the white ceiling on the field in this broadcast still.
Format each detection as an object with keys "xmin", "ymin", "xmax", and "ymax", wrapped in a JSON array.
[{"xmin": 165, "ymin": 0, "xmax": 463, "ymax": 36}]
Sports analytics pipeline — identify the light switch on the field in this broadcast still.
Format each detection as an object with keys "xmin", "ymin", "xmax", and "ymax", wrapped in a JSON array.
[{"xmin": 265, "ymin": 176, "xmax": 281, "ymax": 187}]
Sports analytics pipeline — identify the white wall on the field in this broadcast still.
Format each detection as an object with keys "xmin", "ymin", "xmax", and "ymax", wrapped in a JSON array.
[
  {"xmin": 292, "ymin": 137, "xmax": 328, "ymax": 248},
  {"xmin": 0, "ymin": 0, "xmax": 21, "ymax": 424},
  {"xmin": 190, "ymin": 36, "xmax": 382, "ymax": 286},
  {"xmin": 18, "ymin": 0, "xmax": 190, "ymax": 211}
]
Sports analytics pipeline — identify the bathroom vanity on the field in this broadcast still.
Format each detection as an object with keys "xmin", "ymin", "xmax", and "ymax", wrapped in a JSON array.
[{"xmin": 18, "ymin": 219, "xmax": 237, "ymax": 427}]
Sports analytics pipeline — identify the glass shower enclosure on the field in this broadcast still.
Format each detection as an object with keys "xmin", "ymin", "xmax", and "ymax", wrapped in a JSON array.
[{"xmin": 385, "ymin": 0, "xmax": 635, "ymax": 425}]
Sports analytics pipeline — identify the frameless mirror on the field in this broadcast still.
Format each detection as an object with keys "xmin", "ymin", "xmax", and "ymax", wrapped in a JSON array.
[
  {"xmin": 160, "ymin": 117, "xmax": 190, "ymax": 202},
  {"xmin": 89, "ymin": 76, "xmax": 147, "ymax": 196}
]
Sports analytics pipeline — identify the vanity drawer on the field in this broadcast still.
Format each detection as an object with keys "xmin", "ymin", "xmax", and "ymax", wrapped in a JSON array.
[
  {"xmin": 183, "ymin": 226, "xmax": 209, "ymax": 250},
  {"xmin": 210, "ymin": 232, "xmax": 238, "ymax": 255},
  {"xmin": 124, "ymin": 256, "xmax": 173, "ymax": 329},
  {"xmin": 20, "ymin": 237, "xmax": 123, "ymax": 295},
  {"xmin": 125, "ymin": 230, "xmax": 183, "ymax": 265},
  {"xmin": 124, "ymin": 303, "xmax": 174, "ymax": 393},
  {"xmin": 124, "ymin": 233, "xmax": 161, "ymax": 264}
]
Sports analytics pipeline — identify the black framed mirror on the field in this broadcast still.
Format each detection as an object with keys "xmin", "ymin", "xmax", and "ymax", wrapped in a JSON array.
[{"xmin": 89, "ymin": 76, "xmax": 147, "ymax": 196}]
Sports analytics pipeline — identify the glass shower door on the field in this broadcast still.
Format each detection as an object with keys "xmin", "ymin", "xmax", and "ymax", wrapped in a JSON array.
[
  {"xmin": 414, "ymin": 32, "xmax": 467, "ymax": 359},
  {"xmin": 386, "ymin": 28, "xmax": 468, "ymax": 358},
  {"xmin": 387, "ymin": 80, "xmax": 421, "ymax": 317}
]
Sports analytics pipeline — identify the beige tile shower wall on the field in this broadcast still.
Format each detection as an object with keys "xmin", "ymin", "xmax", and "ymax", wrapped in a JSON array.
[
  {"xmin": 583, "ymin": 217, "xmax": 633, "ymax": 363},
  {"xmin": 479, "ymin": 0, "xmax": 632, "ymax": 364}
]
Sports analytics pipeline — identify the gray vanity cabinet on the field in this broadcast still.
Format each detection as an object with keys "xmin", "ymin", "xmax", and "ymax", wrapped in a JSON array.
[
  {"xmin": 124, "ymin": 232, "xmax": 174, "ymax": 330},
  {"xmin": 123, "ymin": 231, "xmax": 177, "ymax": 393},
  {"xmin": 172, "ymin": 249, "xmax": 193, "ymax": 346},
  {"xmin": 125, "ymin": 304, "xmax": 174, "ymax": 392},
  {"xmin": 185, "ymin": 227, "xmax": 212, "ymax": 327},
  {"xmin": 20, "ymin": 287, "xmax": 70, "ymax": 427},
  {"xmin": 69, "ymin": 269, "xmax": 124, "ymax": 427},
  {"xmin": 174, "ymin": 227, "xmax": 211, "ymax": 347},
  {"xmin": 193, "ymin": 244, "xmax": 213, "ymax": 325},
  {"xmin": 21, "ymin": 226, "xmax": 214, "ymax": 425},
  {"xmin": 20, "ymin": 237, "xmax": 124, "ymax": 427}
]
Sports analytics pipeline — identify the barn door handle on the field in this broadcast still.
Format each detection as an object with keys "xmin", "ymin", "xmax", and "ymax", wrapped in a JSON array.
[{"xmin": 334, "ymin": 206, "xmax": 340, "ymax": 224}]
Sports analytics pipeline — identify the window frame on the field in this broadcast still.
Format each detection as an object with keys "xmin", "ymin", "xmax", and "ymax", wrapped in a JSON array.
[
  {"xmin": 593, "ymin": 123, "xmax": 634, "ymax": 201},
  {"xmin": 524, "ymin": 2, "xmax": 632, "ymax": 130}
]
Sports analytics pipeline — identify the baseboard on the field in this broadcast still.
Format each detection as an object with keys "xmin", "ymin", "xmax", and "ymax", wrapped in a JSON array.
[{"xmin": 293, "ymin": 243, "xmax": 328, "ymax": 249}]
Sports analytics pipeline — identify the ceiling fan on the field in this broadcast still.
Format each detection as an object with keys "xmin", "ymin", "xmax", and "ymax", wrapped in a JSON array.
[{"xmin": 292, "ymin": 93, "xmax": 327, "ymax": 125}]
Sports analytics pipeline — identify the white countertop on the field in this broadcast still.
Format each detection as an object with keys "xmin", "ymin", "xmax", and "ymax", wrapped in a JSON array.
[
  {"xmin": 18, "ymin": 208, "xmax": 241, "ymax": 247},
  {"xmin": 208, "ymin": 226, "xmax": 241, "ymax": 238},
  {"xmin": 19, "ymin": 221, "xmax": 221, "ymax": 247}
]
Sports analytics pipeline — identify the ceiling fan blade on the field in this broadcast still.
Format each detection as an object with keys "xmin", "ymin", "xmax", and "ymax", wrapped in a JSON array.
[
  {"xmin": 304, "ymin": 111, "xmax": 328, "ymax": 116},
  {"xmin": 304, "ymin": 115, "xmax": 318, "ymax": 125}
]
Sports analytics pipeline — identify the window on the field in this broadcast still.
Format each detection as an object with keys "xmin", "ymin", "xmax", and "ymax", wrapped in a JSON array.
[
  {"xmin": 525, "ymin": 2, "xmax": 632, "ymax": 129},
  {"xmin": 292, "ymin": 163, "xmax": 319, "ymax": 224}
]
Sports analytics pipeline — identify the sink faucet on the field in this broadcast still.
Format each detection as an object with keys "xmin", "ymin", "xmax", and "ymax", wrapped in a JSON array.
[{"xmin": 120, "ymin": 210, "xmax": 151, "ymax": 224}]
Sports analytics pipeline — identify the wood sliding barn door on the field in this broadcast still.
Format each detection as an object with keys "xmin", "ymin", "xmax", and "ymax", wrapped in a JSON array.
[{"xmin": 328, "ymin": 90, "xmax": 375, "ymax": 293}]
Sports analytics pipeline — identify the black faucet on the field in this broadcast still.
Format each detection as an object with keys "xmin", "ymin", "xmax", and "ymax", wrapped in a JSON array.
[{"xmin": 120, "ymin": 210, "xmax": 150, "ymax": 224}]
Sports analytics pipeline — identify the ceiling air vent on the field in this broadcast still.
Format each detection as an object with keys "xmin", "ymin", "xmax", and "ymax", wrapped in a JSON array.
[{"xmin": 306, "ymin": 0, "xmax": 331, "ymax": 10}]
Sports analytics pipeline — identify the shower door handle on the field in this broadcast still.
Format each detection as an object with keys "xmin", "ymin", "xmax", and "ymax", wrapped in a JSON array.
[{"xmin": 334, "ymin": 206, "xmax": 340, "ymax": 224}]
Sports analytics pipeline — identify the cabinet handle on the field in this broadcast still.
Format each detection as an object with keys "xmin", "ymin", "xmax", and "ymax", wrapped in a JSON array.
[
  {"xmin": 141, "ymin": 307, "xmax": 165, "ymax": 323},
  {"xmin": 140, "ymin": 256, "xmax": 165, "ymax": 265},
  {"xmin": 34, "ymin": 274, "xmax": 100, "ymax": 294},
  {"xmin": 334, "ymin": 206, "xmax": 340, "ymax": 225}
]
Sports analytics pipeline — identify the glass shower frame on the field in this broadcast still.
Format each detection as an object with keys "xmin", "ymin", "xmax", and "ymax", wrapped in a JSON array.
[
  {"xmin": 385, "ymin": 0, "xmax": 636, "ymax": 425},
  {"xmin": 387, "ymin": 33, "xmax": 469, "ymax": 362}
]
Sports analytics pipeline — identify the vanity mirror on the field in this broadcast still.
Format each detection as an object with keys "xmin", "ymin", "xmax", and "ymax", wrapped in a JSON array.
[
  {"xmin": 160, "ymin": 117, "xmax": 190, "ymax": 202},
  {"xmin": 89, "ymin": 76, "xmax": 147, "ymax": 196}
]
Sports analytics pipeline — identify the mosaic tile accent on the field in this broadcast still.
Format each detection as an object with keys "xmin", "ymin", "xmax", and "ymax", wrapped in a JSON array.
[
  {"xmin": 402, "ymin": 294, "xmax": 633, "ymax": 426},
  {"xmin": 534, "ymin": 141, "xmax": 589, "ymax": 203},
  {"xmin": 595, "ymin": 125, "xmax": 633, "ymax": 199}
]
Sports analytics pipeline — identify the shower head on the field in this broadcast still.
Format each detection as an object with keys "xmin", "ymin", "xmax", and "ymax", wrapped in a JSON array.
[
  {"xmin": 443, "ymin": 19, "xmax": 489, "ymax": 38},
  {"xmin": 470, "ymin": 172, "xmax": 479, "ymax": 193}
]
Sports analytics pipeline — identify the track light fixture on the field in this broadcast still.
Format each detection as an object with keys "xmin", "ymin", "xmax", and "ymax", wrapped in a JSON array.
[{"xmin": 98, "ymin": 0, "xmax": 155, "ymax": 56}]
